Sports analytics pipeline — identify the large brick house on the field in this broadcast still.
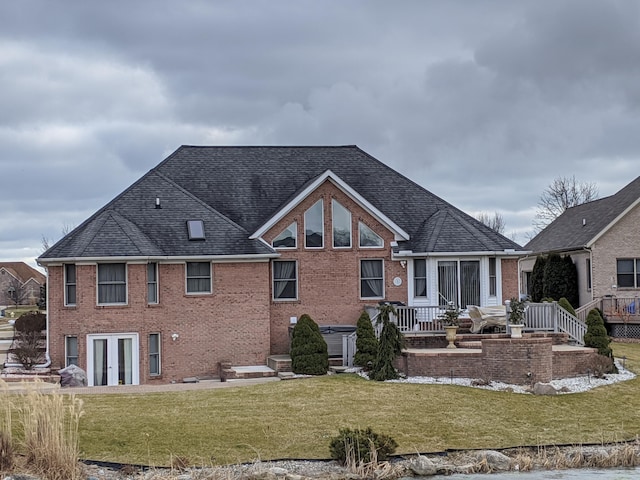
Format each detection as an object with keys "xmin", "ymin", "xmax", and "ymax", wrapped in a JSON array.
[
  {"xmin": 38, "ymin": 146, "xmax": 525, "ymax": 386},
  {"xmin": 521, "ymin": 176, "xmax": 640, "ymax": 309}
]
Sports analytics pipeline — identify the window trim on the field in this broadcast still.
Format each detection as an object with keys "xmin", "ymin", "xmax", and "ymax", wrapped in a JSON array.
[
  {"xmin": 185, "ymin": 261, "xmax": 212, "ymax": 295},
  {"xmin": 149, "ymin": 333, "xmax": 161, "ymax": 376},
  {"xmin": 64, "ymin": 264, "xmax": 77, "ymax": 306},
  {"xmin": 586, "ymin": 258, "xmax": 592, "ymax": 291},
  {"xmin": 272, "ymin": 260, "xmax": 298, "ymax": 301},
  {"xmin": 489, "ymin": 257, "xmax": 497, "ymax": 297},
  {"xmin": 360, "ymin": 259, "xmax": 385, "ymax": 299},
  {"xmin": 65, "ymin": 335, "xmax": 78, "ymax": 367},
  {"xmin": 97, "ymin": 263, "xmax": 128, "ymax": 306},
  {"xmin": 147, "ymin": 262, "xmax": 159, "ymax": 304},
  {"xmin": 616, "ymin": 258, "xmax": 640, "ymax": 289},
  {"xmin": 414, "ymin": 259, "xmax": 427, "ymax": 298},
  {"xmin": 304, "ymin": 199, "xmax": 324, "ymax": 249},
  {"xmin": 358, "ymin": 221, "xmax": 384, "ymax": 248},
  {"xmin": 332, "ymin": 199, "xmax": 352, "ymax": 249}
]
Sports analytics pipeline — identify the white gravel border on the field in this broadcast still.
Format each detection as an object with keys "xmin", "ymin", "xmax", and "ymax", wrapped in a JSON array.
[{"xmin": 357, "ymin": 359, "xmax": 636, "ymax": 394}]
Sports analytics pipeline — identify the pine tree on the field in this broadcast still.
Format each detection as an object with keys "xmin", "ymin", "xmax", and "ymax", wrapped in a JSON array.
[
  {"xmin": 353, "ymin": 311, "xmax": 378, "ymax": 370},
  {"xmin": 370, "ymin": 304, "xmax": 404, "ymax": 381},
  {"xmin": 584, "ymin": 309, "xmax": 616, "ymax": 372},
  {"xmin": 290, "ymin": 314, "xmax": 329, "ymax": 375}
]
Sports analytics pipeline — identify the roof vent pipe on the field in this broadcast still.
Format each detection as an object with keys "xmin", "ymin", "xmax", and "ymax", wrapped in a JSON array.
[
  {"xmin": 155, "ymin": 197, "xmax": 162, "ymax": 209},
  {"xmin": 582, "ymin": 218, "xmax": 586, "ymax": 226}
]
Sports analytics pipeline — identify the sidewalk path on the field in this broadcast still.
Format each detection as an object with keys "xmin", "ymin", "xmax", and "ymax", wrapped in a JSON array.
[{"xmin": 3, "ymin": 376, "xmax": 281, "ymax": 395}]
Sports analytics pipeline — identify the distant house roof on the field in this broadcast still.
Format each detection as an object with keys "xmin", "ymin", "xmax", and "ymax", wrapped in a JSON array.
[
  {"xmin": 39, "ymin": 145, "xmax": 523, "ymax": 262},
  {"xmin": 525, "ymin": 176, "xmax": 640, "ymax": 254},
  {"xmin": 0, "ymin": 262, "xmax": 46, "ymax": 284}
]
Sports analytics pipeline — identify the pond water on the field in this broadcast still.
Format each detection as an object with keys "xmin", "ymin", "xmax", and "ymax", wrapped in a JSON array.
[{"xmin": 430, "ymin": 467, "xmax": 640, "ymax": 479}]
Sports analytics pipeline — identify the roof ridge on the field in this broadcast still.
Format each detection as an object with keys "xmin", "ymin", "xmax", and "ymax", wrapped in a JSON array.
[{"xmin": 108, "ymin": 211, "xmax": 162, "ymax": 255}]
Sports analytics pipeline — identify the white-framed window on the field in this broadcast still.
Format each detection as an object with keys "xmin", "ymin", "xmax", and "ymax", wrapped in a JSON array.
[
  {"xmin": 273, "ymin": 222, "xmax": 297, "ymax": 248},
  {"xmin": 437, "ymin": 260, "xmax": 480, "ymax": 308},
  {"xmin": 360, "ymin": 259, "xmax": 384, "ymax": 299},
  {"xmin": 65, "ymin": 335, "xmax": 78, "ymax": 367},
  {"xmin": 586, "ymin": 258, "xmax": 592, "ymax": 290},
  {"xmin": 616, "ymin": 258, "xmax": 640, "ymax": 288},
  {"xmin": 304, "ymin": 199, "xmax": 324, "ymax": 248},
  {"xmin": 332, "ymin": 199, "xmax": 352, "ymax": 248},
  {"xmin": 359, "ymin": 221, "xmax": 383, "ymax": 248},
  {"xmin": 147, "ymin": 262, "xmax": 158, "ymax": 304},
  {"xmin": 489, "ymin": 257, "xmax": 497, "ymax": 297},
  {"xmin": 64, "ymin": 264, "xmax": 77, "ymax": 306},
  {"xmin": 149, "ymin": 333, "xmax": 161, "ymax": 376},
  {"xmin": 97, "ymin": 263, "xmax": 127, "ymax": 305},
  {"xmin": 186, "ymin": 262, "xmax": 212, "ymax": 294},
  {"xmin": 273, "ymin": 260, "xmax": 297, "ymax": 300},
  {"xmin": 414, "ymin": 259, "xmax": 427, "ymax": 297}
]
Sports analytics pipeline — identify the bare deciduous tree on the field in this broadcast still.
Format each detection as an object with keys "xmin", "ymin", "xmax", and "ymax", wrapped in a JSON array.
[
  {"xmin": 534, "ymin": 176, "xmax": 598, "ymax": 231},
  {"xmin": 41, "ymin": 224, "xmax": 73, "ymax": 253},
  {"xmin": 475, "ymin": 211, "xmax": 506, "ymax": 235},
  {"xmin": 3, "ymin": 277, "xmax": 30, "ymax": 309}
]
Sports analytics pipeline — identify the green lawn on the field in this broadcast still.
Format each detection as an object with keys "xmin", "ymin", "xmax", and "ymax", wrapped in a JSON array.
[{"xmin": 61, "ymin": 343, "xmax": 640, "ymax": 467}]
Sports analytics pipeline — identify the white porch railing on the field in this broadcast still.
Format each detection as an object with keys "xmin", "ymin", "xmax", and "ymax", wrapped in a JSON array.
[{"xmin": 524, "ymin": 303, "xmax": 585, "ymax": 345}]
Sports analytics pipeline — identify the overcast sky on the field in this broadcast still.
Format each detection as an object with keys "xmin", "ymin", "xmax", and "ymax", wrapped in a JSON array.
[{"xmin": 2, "ymin": 0, "xmax": 640, "ymax": 268}]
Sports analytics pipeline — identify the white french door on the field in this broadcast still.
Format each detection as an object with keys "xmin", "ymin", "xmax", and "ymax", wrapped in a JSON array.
[{"xmin": 87, "ymin": 334, "xmax": 139, "ymax": 386}]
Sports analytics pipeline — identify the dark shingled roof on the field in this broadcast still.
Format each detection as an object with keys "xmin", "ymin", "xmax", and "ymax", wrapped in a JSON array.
[
  {"xmin": 0, "ymin": 262, "xmax": 45, "ymax": 284},
  {"xmin": 40, "ymin": 145, "xmax": 523, "ymax": 260},
  {"xmin": 525, "ymin": 176, "xmax": 640, "ymax": 254}
]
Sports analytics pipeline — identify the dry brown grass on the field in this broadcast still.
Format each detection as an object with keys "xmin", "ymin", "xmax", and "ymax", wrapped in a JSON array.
[{"xmin": 0, "ymin": 380, "xmax": 84, "ymax": 480}]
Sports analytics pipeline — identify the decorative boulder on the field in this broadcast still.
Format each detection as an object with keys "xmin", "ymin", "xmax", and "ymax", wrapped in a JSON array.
[
  {"xmin": 532, "ymin": 382, "xmax": 559, "ymax": 396},
  {"xmin": 408, "ymin": 455, "xmax": 438, "ymax": 476},
  {"xmin": 59, "ymin": 364, "xmax": 88, "ymax": 387}
]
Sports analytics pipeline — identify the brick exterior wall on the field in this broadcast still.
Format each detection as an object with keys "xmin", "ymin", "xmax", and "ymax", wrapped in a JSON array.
[
  {"xmin": 47, "ymin": 261, "xmax": 271, "ymax": 384},
  {"xmin": 592, "ymin": 203, "xmax": 640, "ymax": 299},
  {"xmin": 396, "ymin": 334, "xmax": 599, "ymax": 384},
  {"xmin": 264, "ymin": 180, "xmax": 406, "ymax": 354},
  {"xmin": 500, "ymin": 258, "xmax": 519, "ymax": 302}
]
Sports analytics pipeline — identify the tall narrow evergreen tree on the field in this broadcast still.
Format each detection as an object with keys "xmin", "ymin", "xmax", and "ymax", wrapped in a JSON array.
[
  {"xmin": 353, "ymin": 311, "xmax": 378, "ymax": 370},
  {"xmin": 530, "ymin": 256, "xmax": 546, "ymax": 302},
  {"xmin": 542, "ymin": 253, "xmax": 564, "ymax": 300},
  {"xmin": 370, "ymin": 304, "xmax": 404, "ymax": 381}
]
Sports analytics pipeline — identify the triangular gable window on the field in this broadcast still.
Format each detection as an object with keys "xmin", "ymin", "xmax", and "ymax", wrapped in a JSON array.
[
  {"xmin": 273, "ymin": 222, "xmax": 297, "ymax": 248},
  {"xmin": 359, "ymin": 221, "xmax": 383, "ymax": 247}
]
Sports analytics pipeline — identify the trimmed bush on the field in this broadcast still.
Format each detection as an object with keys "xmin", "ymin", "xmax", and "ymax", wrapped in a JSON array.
[
  {"xmin": 353, "ymin": 311, "xmax": 378, "ymax": 370},
  {"xmin": 14, "ymin": 312, "xmax": 46, "ymax": 333},
  {"xmin": 558, "ymin": 297, "xmax": 576, "ymax": 316},
  {"xmin": 329, "ymin": 427, "xmax": 397, "ymax": 465},
  {"xmin": 584, "ymin": 309, "xmax": 617, "ymax": 374},
  {"xmin": 290, "ymin": 314, "xmax": 329, "ymax": 375}
]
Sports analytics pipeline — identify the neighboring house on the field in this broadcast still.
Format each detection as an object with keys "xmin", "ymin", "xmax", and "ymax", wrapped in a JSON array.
[
  {"xmin": 521, "ymin": 176, "xmax": 640, "ymax": 309},
  {"xmin": 0, "ymin": 262, "xmax": 46, "ymax": 306},
  {"xmin": 38, "ymin": 145, "xmax": 525, "ymax": 386}
]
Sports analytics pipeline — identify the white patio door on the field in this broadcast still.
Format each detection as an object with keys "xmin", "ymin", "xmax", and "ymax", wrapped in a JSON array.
[{"xmin": 87, "ymin": 334, "xmax": 139, "ymax": 386}]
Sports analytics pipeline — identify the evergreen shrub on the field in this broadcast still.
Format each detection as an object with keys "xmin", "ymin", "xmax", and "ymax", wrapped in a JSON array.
[
  {"xmin": 558, "ymin": 297, "xmax": 576, "ymax": 316},
  {"xmin": 369, "ymin": 304, "xmax": 404, "ymax": 381},
  {"xmin": 290, "ymin": 314, "xmax": 329, "ymax": 375},
  {"xmin": 353, "ymin": 311, "xmax": 378, "ymax": 370},
  {"xmin": 584, "ymin": 309, "xmax": 617, "ymax": 373}
]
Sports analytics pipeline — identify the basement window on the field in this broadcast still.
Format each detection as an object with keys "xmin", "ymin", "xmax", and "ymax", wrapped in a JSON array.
[{"xmin": 187, "ymin": 220, "xmax": 205, "ymax": 240}]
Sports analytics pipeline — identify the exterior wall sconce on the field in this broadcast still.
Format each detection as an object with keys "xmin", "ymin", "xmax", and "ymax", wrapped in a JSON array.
[
  {"xmin": 400, "ymin": 260, "xmax": 407, "ymax": 269},
  {"xmin": 171, "ymin": 333, "xmax": 179, "ymax": 341}
]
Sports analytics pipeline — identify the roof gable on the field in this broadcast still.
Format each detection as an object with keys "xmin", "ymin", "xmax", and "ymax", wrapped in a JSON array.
[
  {"xmin": 526, "ymin": 176, "xmax": 640, "ymax": 253},
  {"xmin": 251, "ymin": 170, "xmax": 410, "ymax": 242},
  {"xmin": 0, "ymin": 262, "xmax": 45, "ymax": 284}
]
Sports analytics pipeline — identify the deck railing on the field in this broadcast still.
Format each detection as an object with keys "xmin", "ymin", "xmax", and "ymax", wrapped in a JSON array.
[{"xmin": 394, "ymin": 305, "xmax": 447, "ymax": 332}]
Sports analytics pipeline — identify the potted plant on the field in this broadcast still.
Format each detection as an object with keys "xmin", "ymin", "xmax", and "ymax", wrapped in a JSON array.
[
  {"xmin": 439, "ymin": 302, "xmax": 460, "ymax": 349},
  {"xmin": 507, "ymin": 297, "xmax": 527, "ymax": 338}
]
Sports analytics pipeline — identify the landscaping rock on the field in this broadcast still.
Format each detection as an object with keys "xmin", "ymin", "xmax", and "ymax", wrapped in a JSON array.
[
  {"xmin": 408, "ymin": 455, "xmax": 438, "ymax": 476},
  {"xmin": 532, "ymin": 382, "xmax": 559, "ymax": 395},
  {"xmin": 58, "ymin": 364, "xmax": 87, "ymax": 387},
  {"xmin": 468, "ymin": 450, "xmax": 511, "ymax": 471}
]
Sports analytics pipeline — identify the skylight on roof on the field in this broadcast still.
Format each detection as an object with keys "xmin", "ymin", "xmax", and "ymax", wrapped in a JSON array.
[{"xmin": 187, "ymin": 220, "xmax": 205, "ymax": 240}]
